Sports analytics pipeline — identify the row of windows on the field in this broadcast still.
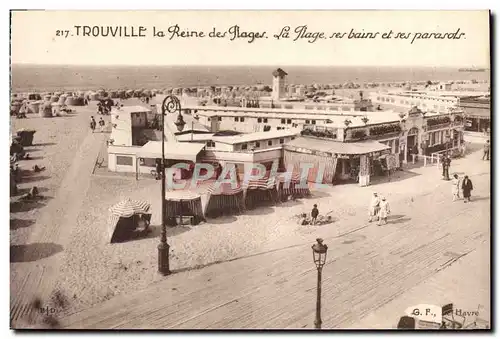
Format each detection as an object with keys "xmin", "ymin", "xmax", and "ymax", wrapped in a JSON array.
[
  {"xmin": 240, "ymin": 137, "xmax": 295, "ymax": 150},
  {"xmin": 207, "ymin": 116, "xmax": 316, "ymax": 125}
]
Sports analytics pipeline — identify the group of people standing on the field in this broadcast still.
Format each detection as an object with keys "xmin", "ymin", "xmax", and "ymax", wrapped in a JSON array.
[
  {"xmin": 90, "ymin": 116, "xmax": 106, "ymax": 133},
  {"xmin": 452, "ymin": 174, "xmax": 474, "ymax": 203},
  {"xmin": 369, "ymin": 192, "xmax": 391, "ymax": 225}
]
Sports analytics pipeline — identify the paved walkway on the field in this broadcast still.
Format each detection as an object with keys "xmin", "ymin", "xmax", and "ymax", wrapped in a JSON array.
[{"xmin": 60, "ymin": 154, "xmax": 490, "ymax": 329}]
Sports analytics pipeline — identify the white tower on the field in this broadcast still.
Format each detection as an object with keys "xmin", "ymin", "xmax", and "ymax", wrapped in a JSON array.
[{"xmin": 272, "ymin": 68, "xmax": 288, "ymax": 101}]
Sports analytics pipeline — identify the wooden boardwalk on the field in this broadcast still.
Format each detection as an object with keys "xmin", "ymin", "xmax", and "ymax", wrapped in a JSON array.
[{"xmin": 60, "ymin": 170, "xmax": 490, "ymax": 329}]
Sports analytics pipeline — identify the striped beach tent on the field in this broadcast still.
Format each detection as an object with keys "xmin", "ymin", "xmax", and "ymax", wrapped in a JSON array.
[
  {"xmin": 204, "ymin": 180, "xmax": 244, "ymax": 218},
  {"xmin": 164, "ymin": 190, "xmax": 204, "ymax": 225},
  {"xmin": 275, "ymin": 170, "xmax": 311, "ymax": 201},
  {"xmin": 242, "ymin": 171, "xmax": 277, "ymax": 210},
  {"xmin": 108, "ymin": 199, "xmax": 151, "ymax": 243},
  {"xmin": 109, "ymin": 198, "xmax": 151, "ymax": 218}
]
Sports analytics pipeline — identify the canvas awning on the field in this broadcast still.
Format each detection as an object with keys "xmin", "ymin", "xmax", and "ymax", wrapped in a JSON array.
[
  {"xmin": 285, "ymin": 137, "xmax": 391, "ymax": 156},
  {"xmin": 137, "ymin": 141, "xmax": 205, "ymax": 162}
]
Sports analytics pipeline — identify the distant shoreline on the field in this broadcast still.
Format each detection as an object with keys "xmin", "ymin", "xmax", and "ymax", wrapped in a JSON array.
[{"xmin": 11, "ymin": 65, "xmax": 490, "ymax": 93}]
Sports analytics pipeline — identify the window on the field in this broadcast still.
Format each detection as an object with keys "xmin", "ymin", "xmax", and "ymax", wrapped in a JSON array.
[
  {"xmin": 268, "ymin": 140, "xmax": 273, "ymax": 146},
  {"xmin": 263, "ymin": 118, "xmax": 268, "ymax": 123},
  {"xmin": 234, "ymin": 117, "xmax": 238, "ymax": 122},
  {"xmin": 240, "ymin": 117, "xmax": 245, "ymax": 122},
  {"xmin": 291, "ymin": 136, "xmax": 296, "ymax": 140},
  {"xmin": 312, "ymin": 120, "xmax": 316, "ymax": 125},
  {"xmin": 281, "ymin": 119, "xmax": 286, "ymax": 124},
  {"xmin": 207, "ymin": 141, "xmax": 215, "ymax": 148},
  {"xmin": 218, "ymin": 117, "xmax": 222, "ymax": 121},
  {"xmin": 287, "ymin": 119, "xmax": 292, "ymax": 124},
  {"xmin": 241, "ymin": 143, "xmax": 248, "ymax": 150},
  {"xmin": 208, "ymin": 118, "xmax": 211, "ymax": 121},
  {"xmin": 306, "ymin": 120, "xmax": 310, "ymax": 124},
  {"xmin": 139, "ymin": 158, "xmax": 156, "ymax": 167},
  {"xmin": 116, "ymin": 155, "xmax": 133, "ymax": 166},
  {"xmin": 257, "ymin": 118, "xmax": 262, "ymax": 123},
  {"xmin": 255, "ymin": 141, "xmax": 260, "ymax": 148},
  {"xmin": 279, "ymin": 138, "xmax": 284, "ymax": 144}
]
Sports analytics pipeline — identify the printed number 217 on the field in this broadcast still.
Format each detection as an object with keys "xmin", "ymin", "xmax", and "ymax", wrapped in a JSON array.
[{"xmin": 56, "ymin": 30, "xmax": 70, "ymax": 38}]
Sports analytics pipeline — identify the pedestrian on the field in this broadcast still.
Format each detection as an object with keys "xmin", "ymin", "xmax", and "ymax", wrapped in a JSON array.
[
  {"xmin": 442, "ymin": 154, "xmax": 451, "ymax": 180},
  {"xmin": 368, "ymin": 192, "xmax": 381, "ymax": 222},
  {"xmin": 462, "ymin": 175, "xmax": 473, "ymax": 203},
  {"xmin": 452, "ymin": 174, "xmax": 461, "ymax": 201},
  {"xmin": 98, "ymin": 117, "xmax": 105, "ymax": 132},
  {"xmin": 311, "ymin": 204, "xmax": 319, "ymax": 225},
  {"xmin": 378, "ymin": 196, "xmax": 390, "ymax": 225},
  {"xmin": 482, "ymin": 140, "xmax": 490, "ymax": 161},
  {"xmin": 155, "ymin": 158, "xmax": 162, "ymax": 180},
  {"xmin": 90, "ymin": 116, "xmax": 96, "ymax": 133}
]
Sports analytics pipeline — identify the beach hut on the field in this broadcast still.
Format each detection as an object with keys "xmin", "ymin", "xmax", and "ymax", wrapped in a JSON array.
[
  {"xmin": 164, "ymin": 190, "xmax": 204, "ymax": 226},
  {"xmin": 242, "ymin": 174, "xmax": 277, "ymax": 210},
  {"xmin": 39, "ymin": 102, "xmax": 53, "ymax": 117},
  {"xmin": 27, "ymin": 93, "xmax": 42, "ymax": 101},
  {"xmin": 275, "ymin": 171, "xmax": 311, "ymax": 202},
  {"xmin": 109, "ymin": 91, "xmax": 118, "ymax": 98},
  {"xmin": 50, "ymin": 95, "xmax": 60, "ymax": 103},
  {"xmin": 10, "ymin": 102, "xmax": 22, "ymax": 115},
  {"xmin": 89, "ymin": 92, "xmax": 99, "ymax": 101},
  {"xmin": 204, "ymin": 180, "xmax": 244, "ymax": 218},
  {"xmin": 43, "ymin": 95, "xmax": 51, "ymax": 102},
  {"xmin": 51, "ymin": 103, "xmax": 62, "ymax": 115},
  {"xmin": 58, "ymin": 94, "xmax": 68, "ymax": 105},
  {"xmin": 108, "ymin": 199, "xmax": 151, "ymax": 243},
  {"xmin": 16, "ymin": 128, "xmax": 36, "ymax": 146},
  {"xmin": 28, "ymin": 101, "xmax": 42, "ymax": 114}
]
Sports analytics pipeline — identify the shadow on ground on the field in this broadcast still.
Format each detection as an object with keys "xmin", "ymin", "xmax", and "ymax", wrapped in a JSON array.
[
  {"xmin": 371, "ymin": 171, "xmax": 421, "ymax": 185},
  {"xmin": 10, "ymin": 243, "xmax": 63, "ymax": 263},
  {"xmin": 10, "ymin": 219, "xmax": 36, "ymax": 230},
  {"xmin": 18, "ymin": 175, "xmax": 51, "ymax": 184},
  {"xmin": 33, "ymin": 142, "xmax": 57, "ymax": 147},
  {"xmin": 10, "ymin": 200, "xmax": 47, "ymax": 213},
  {"xmin": 206, "ymin": 215, "xmax": 238, "ymax": 224},
  {"xmin": 244, "ymin": 206, "xmax": 275, "ymax": 216}
]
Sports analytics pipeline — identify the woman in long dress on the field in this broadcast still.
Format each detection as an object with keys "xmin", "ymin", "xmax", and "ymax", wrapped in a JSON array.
[
  {"xmin": 368, "ymin": 192, "xmax": 380, "ymax": 222},
  {"xmin": 451, "ymin": 174, "xmax": 461, "ymax": 201},
  {"xmin": 378, "ymin": 196, "xmax": 390, "ymax": 225},
  {"xmin": 462, "ymin": 175, "xmax": 474, "ymax": 203}
]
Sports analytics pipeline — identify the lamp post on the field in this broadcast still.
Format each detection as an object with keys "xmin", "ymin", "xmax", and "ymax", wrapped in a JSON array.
[
  {"xmin": 312, "ymin": 238, "xmax": 328, "ymax": 329},
  {"xmin": 158, "ymin": 95, "xmax": 186, "ymax": 275}
]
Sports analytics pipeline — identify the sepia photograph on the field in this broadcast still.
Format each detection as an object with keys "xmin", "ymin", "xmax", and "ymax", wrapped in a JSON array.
[{"xmin": 8, "ymin": 9, "xmax": 491, "ymax": 330}]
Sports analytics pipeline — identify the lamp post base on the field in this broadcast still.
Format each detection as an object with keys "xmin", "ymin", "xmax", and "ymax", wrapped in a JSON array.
[
  {"xmin": 158, "ymin": 242, "xmax": 171, "ymax": 275},
  {"xmin": 314, "ymin": 319, "xmax": 322, "ymax": 329}
]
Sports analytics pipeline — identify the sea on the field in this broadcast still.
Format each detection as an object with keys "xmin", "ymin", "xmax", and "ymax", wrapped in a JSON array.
[{"xmin": 11, "ymin": 64, "xmax": 490, "ymax": 93}]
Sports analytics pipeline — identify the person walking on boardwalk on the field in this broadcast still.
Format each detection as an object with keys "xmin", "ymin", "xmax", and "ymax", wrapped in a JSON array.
[
  {"xmin": 368, "ymin": 192, "xmax": 381, "ymax": 222},
  {"xmin": 462, "ymin": 175, "xmax": 474, "ymax": 203},
  {"xmin": 378, "ymin": 196, "xmax": 390, "ymax": 226},
  {"xmin": 98, "ymin": 117, "xmax": 105, "ymax": 133},
  {"xmin": 482, "ymin": 140, "xmax": 490, "ymax": 161},
  {"xmin": 90, "ymin": 116, "xmax": 96, "ymax": 133},
  {"xmin": 452, "ymin": 174, "xmax": 461, "ymax": 201},
  {"xmin": 311, "ymin": 204, "xmax": 319, "ymax": 225}
]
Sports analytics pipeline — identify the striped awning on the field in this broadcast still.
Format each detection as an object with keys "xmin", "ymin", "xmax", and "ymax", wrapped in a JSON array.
[
  {"xmin": 109, "ymin": 199, "xmax": 151, "ymax": 218},
  {"xmin": 207, "ymin": 181, "xmax": 243, "ymax": 196},
  {"xmin": 165, "ymin": 190, "xmax": 201, "ymax": 201},
  {"xmin": 242, "ymin": 177, "xmax": 276, "ymax": 190},
  {"xmin": 276, "ymin": 171, "xmax": 305, "ymax": 183}
]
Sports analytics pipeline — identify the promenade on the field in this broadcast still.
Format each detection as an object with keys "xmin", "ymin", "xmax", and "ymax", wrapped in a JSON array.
[{"xmin": 60, "ymin": 151, "xmax": 490, "ymax": 329}]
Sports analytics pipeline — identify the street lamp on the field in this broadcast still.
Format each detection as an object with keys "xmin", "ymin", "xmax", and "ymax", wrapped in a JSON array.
[
  {"xmin": 158, "ymin": 95, "xmax": 185, "ymax": 275},
  {"xmin": 312, "ymin": 238, "xmax": 328, "ymax": 329}
]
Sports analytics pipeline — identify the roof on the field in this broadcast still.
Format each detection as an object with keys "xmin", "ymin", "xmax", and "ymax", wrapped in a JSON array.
[
  {"xmin": 113, "ymin": 105, "xmax": 152, "ymax": 114},
  {"xmin": 136, "ymin": 141, "xmax": 205, "ymax": 161},
  {"xmin": 272, "ymin": 68, "xmax": 288, "ymax": 77},
  {"xmin": 212, "ymin": 130, "xmax": 299, "ymax": 145},
  {"xmin": 176, "ymin": 133, "xmax": 215, "ymax": 142},
  {"xmin": 285, "ymin": 137, "xmax": 391, "ymax": 155}
]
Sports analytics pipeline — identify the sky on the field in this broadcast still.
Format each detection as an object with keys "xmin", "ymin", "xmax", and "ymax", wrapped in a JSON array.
[{"xmin": 11, "ymin": 10, "xmax": 490, "ymax": 67}]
